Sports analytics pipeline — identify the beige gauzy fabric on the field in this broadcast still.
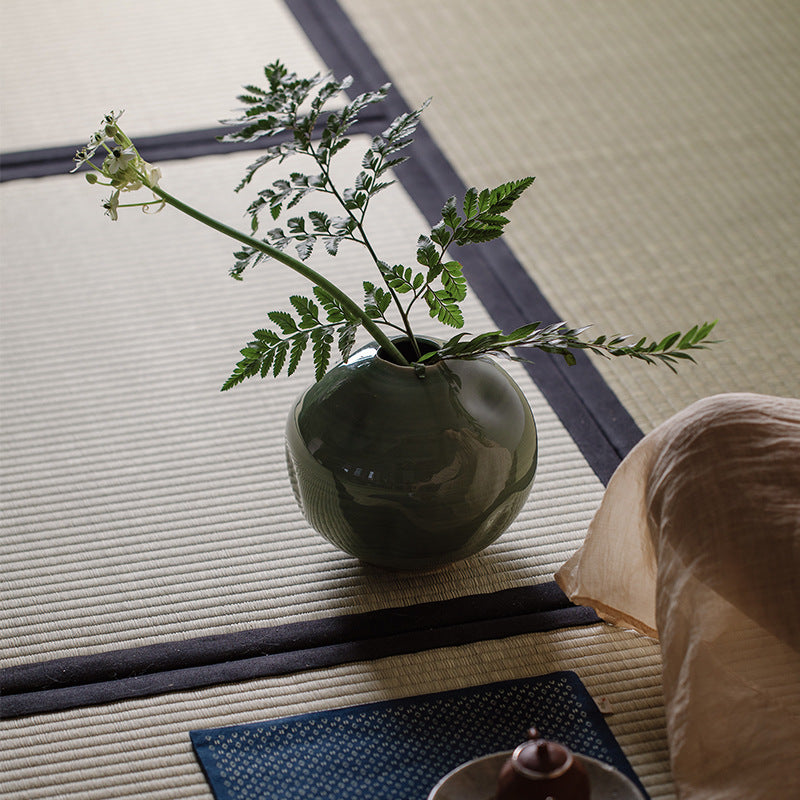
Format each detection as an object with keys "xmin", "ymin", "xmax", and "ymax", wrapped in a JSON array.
[{"xmin": 556, "ymin": 393, "xmax": 800, "ymax": 799}]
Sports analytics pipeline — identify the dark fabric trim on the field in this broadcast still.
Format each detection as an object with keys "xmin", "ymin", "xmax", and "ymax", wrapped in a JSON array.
[
  {"xmin": 0, "ymin": 115, "xmax": 387, "ymax": 182},
  {"xmin": 0, "ymin": 583, "xmax": 599, "ymax": 718}
]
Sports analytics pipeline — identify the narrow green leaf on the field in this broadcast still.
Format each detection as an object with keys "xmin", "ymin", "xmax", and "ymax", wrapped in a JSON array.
[
  {"xmin": 287, "ymin": 333, "xmax": 308, "ymax": 376},
  {"xmin": 416, "ymin": 236, "xmax": 438, "ymax": 267},
  {"xmin": 463, "ymin": 188, "xmax": 478, "ymax": 219},
  {"xmin": 252, "ymin": 329, "xmax": 281, "ymax": 344},
  {"xmin": 259, "ymin": 349, "xmax": 276, "ymax": 378},
  {"xmin": 311, "ymin": 328, "xmax": 333, "ymax": 381},
  {"xmin": 430, "ymin": 221, "xmax": 450, "ymax": 248},
  {"xmin": 677, "ymin": 325, "xmax": 699, "ymax": 348},
  {"xmin": 441, "ymin": 196, "xmax": 461, "ymax": 230},
  {"xmin": 658, "ymin": 331, "xmax": 681, "ymax": 351},
  {"xmin": 272, "ymin": 340, "xmax": 289, "ymax": 377},
  {"xmin": 338, "ymin": 323, "xmax": 358, "ymax": 362},
  {"xmin": 267, "ymin": 311, "xmax": 297, "ymax": 334}
]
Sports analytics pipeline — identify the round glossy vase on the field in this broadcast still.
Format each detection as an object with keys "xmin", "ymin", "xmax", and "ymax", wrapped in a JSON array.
[{"xmin": 285, "ymin": 338, "xmax": 537, "ymax": 570}]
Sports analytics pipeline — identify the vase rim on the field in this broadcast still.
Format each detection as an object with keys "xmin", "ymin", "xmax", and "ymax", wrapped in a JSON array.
[{"xmin": 374, "ymin": 335, "xmax": 444, "ymax": 375}]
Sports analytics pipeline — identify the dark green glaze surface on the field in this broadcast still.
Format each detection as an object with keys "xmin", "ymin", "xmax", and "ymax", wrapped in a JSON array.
[{"xmin": 285, "ymin": 340, "xmax": 537, "ymax": 570}]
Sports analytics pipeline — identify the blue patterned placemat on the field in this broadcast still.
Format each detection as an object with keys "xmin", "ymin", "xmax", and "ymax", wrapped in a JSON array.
[{"xmin": 190, "ymin": 670, "xmax": 648, "ymax": 800}]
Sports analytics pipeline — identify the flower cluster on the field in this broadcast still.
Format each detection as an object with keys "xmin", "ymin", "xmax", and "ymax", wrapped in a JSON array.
[{"xmin": 72, "ymin": 111, "xmax": 164, "ymax": 220}]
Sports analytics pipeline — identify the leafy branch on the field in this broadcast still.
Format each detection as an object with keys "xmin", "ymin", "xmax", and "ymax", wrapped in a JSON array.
[
  {"xmin": 223, "ymin": 288, "xmax": 360, "ymax": 389},
  {"xmin": 397, "ymin": 179, "xmax": 537, "ymax": 330},
  {"xmin": 75, "ymin": 61, "xmax": 719, "ymax": 389},
  {"xmin": 424, "ymin": 320, "xmax": 719, "ymax": 370}
]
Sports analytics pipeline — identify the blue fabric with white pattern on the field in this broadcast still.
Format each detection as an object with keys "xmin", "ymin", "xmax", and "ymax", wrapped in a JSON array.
[{"xmin": 190, "ymin": 670, "xmax": 645, "ymax": 799}]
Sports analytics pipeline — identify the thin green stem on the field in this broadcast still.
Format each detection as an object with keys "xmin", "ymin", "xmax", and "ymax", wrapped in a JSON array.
[
  {"xmin": 116, "ymin": 200, "xmax": 159, "ymax": 209},
  {"xmin": 149, "ymin": 184, "xmax": 411, "ymax": 366},
  {"xmin": 310, "ymin": 143, "xmax": 420, "ymax": 357}
]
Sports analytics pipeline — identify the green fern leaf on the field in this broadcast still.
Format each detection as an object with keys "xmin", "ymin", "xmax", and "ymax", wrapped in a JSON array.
[
  {"xmin": 441, "ymin": 196, "xmax": 461, "ymax": 230},
  {"xmin": 272, "ymin": 340, "xmax": 289, "ymax": 377},
  {"xmin": 338, "ymin": 323, "xmax": 358, "ymax": 362},
  {"xmin": 424, "ymin": 288, "xmax": 464, "ymax": 328},
  {"xmin": 463, "ymin": 188, "xmax": 479, "ymax": 219},
  {"xmin": 290, "ymin": 295, "xmax": 320, "ymax": 328},
  {"xmin": 311, "ymin": 328, "xmax": 333, "ymax": 380},
  {"xmin": 259, "ymin": 349, "xmax": 276, "ymax": 378},
  {"xmin": 267, "ymin": 311, "xmax": 297, "ymax": 334},
  {"xmin": 287, "ymin": 333, "xmax": 308, "ymax": 376},
  {"xmin": 441, "ymin": 261, "xmax": 467, "ymax": 302},
  {"xmin": 313, "ymin": 287, "xmax": 347, "ymax": 323},
  {"xmin": 416, "ymin": 236, "xmax": 438, "ymax": 268},
  {"xmin": 487, "ymin": 177, "xmax": 535, "ymax": 213}
]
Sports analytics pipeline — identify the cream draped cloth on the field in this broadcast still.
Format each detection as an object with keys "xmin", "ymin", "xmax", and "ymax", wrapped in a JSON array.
[{"xmin": 556, "ymin": 393, "xmax": 800, "ymax": 799}]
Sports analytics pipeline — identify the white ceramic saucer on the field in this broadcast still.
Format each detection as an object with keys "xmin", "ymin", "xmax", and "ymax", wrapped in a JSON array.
[{"xmin": 427, "ymin": 750, "xmax": 646, "ymax": 800}]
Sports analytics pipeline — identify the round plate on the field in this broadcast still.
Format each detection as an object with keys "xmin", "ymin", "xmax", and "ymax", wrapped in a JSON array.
[{"xmin": 427, "ymin": 751, "xmax": 646, "ymax": 800}]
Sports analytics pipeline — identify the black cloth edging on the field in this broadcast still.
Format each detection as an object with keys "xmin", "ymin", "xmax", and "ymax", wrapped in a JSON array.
[
  {"xmin": 0, "ymin": 114, "xmax": 386, "ymax": 183},
  {"xmin": 0, "ymin": 584, "xmax": 600, "ymax": 718}
]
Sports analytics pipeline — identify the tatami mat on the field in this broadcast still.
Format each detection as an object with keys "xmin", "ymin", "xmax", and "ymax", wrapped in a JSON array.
[
  {"xmin": 1, "ymin": 147, "xmax": 605, "ymax": 666},
  {"xmin": 342, "ymin": 0, "xmax": 800, "ymax": 431},
  {"xmin": 10, "ymin": 2, "xmax": 791, "ymax": 798},
  {"xmin": 0, "ymin": 625, "xmax": 673, "ymax": 799},
  {"xmin": 0, "ymin": 0, "xmax": 327, "ymax": 152}
]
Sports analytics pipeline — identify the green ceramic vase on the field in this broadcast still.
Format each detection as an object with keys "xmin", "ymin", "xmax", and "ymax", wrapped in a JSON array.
[{"xmin": 285, "ymin": 338, "xmax": 538, "ymax": 569}]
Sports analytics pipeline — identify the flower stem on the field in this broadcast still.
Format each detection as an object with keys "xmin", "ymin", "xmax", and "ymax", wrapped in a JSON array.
[
  {"xmin": 314, "ymin": 150, "xmax": 420, "ymax": 358},
  {"xmin": 149, "ymin": 185, "xmax": 411, "ymax": 366}
]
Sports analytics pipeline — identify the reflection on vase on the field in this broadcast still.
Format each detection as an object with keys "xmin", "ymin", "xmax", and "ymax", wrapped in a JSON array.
[{"xmin": 285, "ymin": 339, "xmax": 537, "ymax": 570}]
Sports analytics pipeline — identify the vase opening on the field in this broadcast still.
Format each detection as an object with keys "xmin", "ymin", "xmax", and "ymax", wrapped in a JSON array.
[{"xmin": 377, "ymin": 336, "xmax": 441, "ymax": 364}]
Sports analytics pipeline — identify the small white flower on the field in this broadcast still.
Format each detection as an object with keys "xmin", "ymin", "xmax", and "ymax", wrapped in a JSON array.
[
  {"xmin": 103, "ymin": 110, "xmax": 124, "ymax": 126},
  {"xmin": 72, "ymin": 134, "xmax": 105, "ymax": 173},
  {"xmin": 144, "ymin": 164, "xmax": 162, "ymax": 187},
  {"xmin": 105, "ymin": 146, "xmax": 136, "ymax": 175},
  {"xmin": 71, "ymin": 112, "xmax": 124, "ymax": 173},
  {"xmin": 101, "ymin": 110, "xmax": 125, "ymax": 141},
  {"xmin": 71, "ymin": 149, "xmax": 91, "ymax": 173},
  {"xmin": 103, "ymin": 191, "xmax": 120, "ymax": 221},
  {"xmin": 79, "ymin": 112, "xmax": 164, "ymax": 219}
]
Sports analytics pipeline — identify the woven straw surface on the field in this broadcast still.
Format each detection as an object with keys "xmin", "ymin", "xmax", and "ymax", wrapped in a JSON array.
[
  {"xmin": 0, "ymin": 0, "xmax": 327, "ymax": 152},
  {"xmin": 1, "ymin": 149, "xmax": 605, "ymax": 666},
  {"xmin": 1, "ymin": 626, "xmax": 673, "ymax": 799},
  {"xmin": 0, "ymin": 2, "xmax": 685, "ymax": 798},
  {"xmin": 342, "ymin": 0, "xmax": 800, "ymax": 431}
]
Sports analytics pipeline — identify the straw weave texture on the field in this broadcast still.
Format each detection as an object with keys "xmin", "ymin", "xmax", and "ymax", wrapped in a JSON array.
[
  {"xmin": 0, "ymin": 2, "xmax": 741, "ymax": 798},
  {"xmin": 1, "ymin": 148, "xmax": 605, "ymax": 666},
  {"xmin": 342, "ymin": 0, "xmax": 800, "ymax": 431},
  {"xmin": 1, "ymin": 625, "xmax": 673, "ymax": 799},
  {"xmin": 0, "ymin": 0, "xmax": 327, "ymax": 152}
]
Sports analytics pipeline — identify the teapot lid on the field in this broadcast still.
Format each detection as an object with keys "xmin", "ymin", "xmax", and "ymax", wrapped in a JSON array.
[{"xmin": 511, "ymin": 728, "xmax": 573, "ymax": 779}]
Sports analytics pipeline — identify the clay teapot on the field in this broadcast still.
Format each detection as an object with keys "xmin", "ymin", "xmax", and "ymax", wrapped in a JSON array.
[{"xmin": 495, "ymin": 728, "xmax": 591, "ymax": 800}]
